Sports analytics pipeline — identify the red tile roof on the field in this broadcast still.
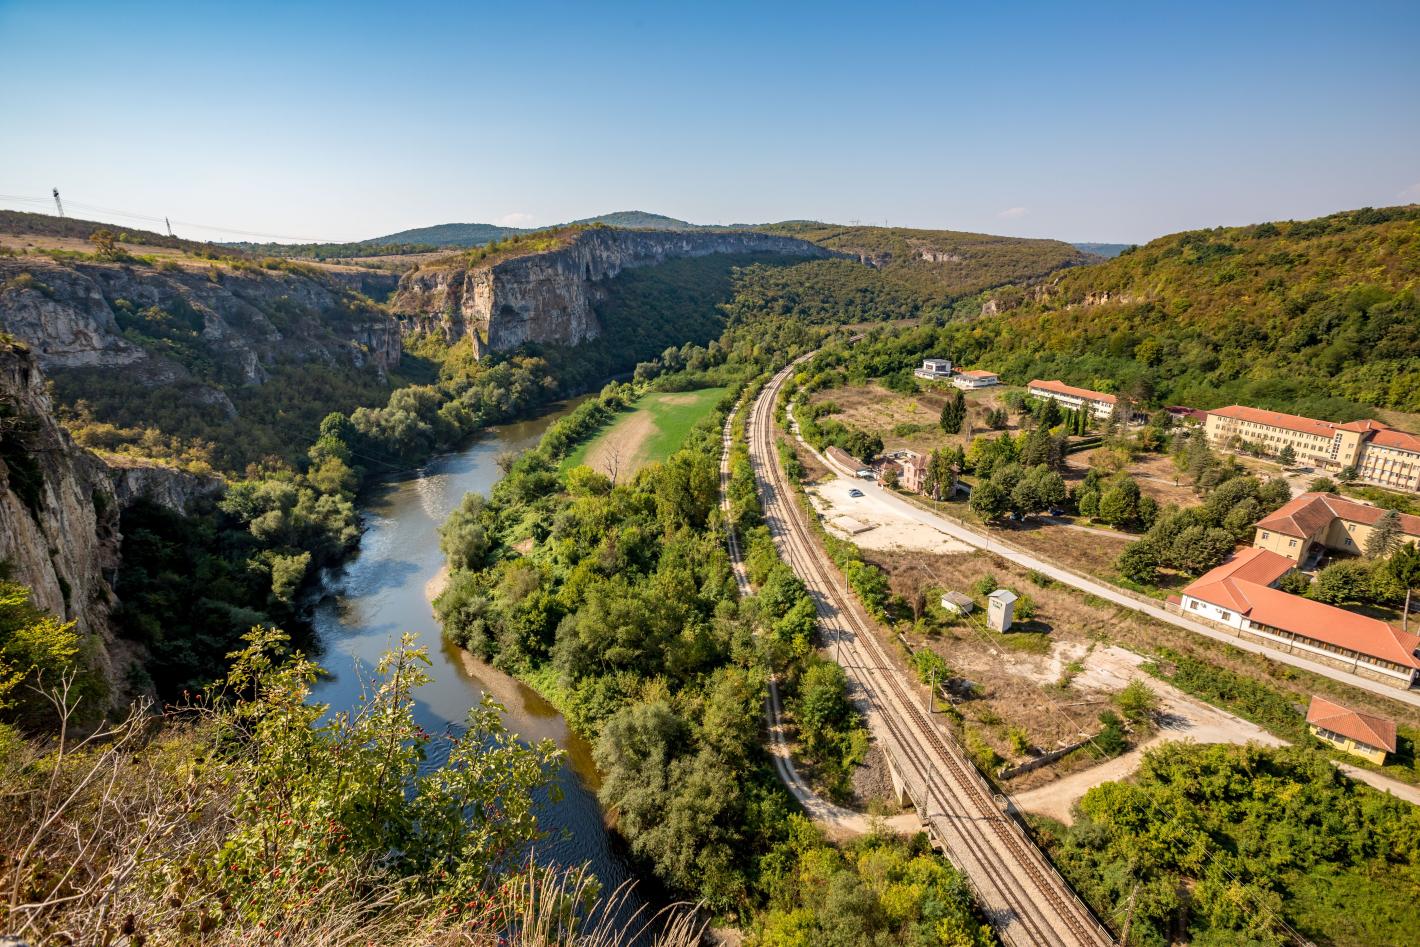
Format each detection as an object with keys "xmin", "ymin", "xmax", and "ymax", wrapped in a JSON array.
[
  {"xmin": 1182, "ymin": 550, "xmax": 1420, "ymax": 670},
  {"xmin": 1306, "ymin": 696, "xmax": 1397, "ymax": 753},
  {"xmin": 1182, "ymin": 547, "xmax": 1295, "ymax": 612},
  {"xmin": 1255, "ymin": 492, "xmax": 1420, "ymax": 540},
  {"xmin": 1027, "ymin": 379, "xmax": 1116, "ymax": 404},
  {"xmin": 1207, "ymin": 404, "xmax": 1342, "ymax": 439},
  {"xmin": 1370, "ymin": 427, "xmax": 1420, "ymax": 453},
  {"xmin": 958, "ymin": 369, "xmax": 999, "ymax": 379},
  {"xmin": 1208, "ymin": 405, "xmax": 1420, "ymax": 453}
]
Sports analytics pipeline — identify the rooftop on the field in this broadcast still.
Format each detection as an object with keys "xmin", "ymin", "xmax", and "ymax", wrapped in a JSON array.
[
  {"xmin": 1306, "ymin": 695, "xmax": 1397, "ymax": 752},
  {"xmin": 1255, "ymin": 492, "xmax": 1420, "ymax": 540},
  {"xmin": 1027, "ymin": 379, "xmax": 1117, "ymax": 404},
  {"xmin": 1207, "ymin": 405, "xmax": 1420, "ymax": 452},
  {"xmin": 1182, "ymin": 550, "xmax": 1420, "ymax": 670}
]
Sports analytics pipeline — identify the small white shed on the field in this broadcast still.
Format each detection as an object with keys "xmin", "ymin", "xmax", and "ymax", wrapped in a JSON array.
[
  {"xmin": 940, "ymin": 591, "xmax": 975, "ymax": 615},
  {"xmin": 987, "ymin": 589, "xmax": 1018, "ymax": 632}
]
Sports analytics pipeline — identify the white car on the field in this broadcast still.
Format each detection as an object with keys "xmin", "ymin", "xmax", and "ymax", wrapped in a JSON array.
[{"xmin": 856, "ymin": 468, "xmax": 875, "ymax": 479}]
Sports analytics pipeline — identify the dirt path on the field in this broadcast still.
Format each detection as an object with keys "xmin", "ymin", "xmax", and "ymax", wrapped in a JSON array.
[
  {"xmin": 584, "ymin": 410, "xmax": 656, "ymax": 481},
  {"xmin": 1009, "ymin": 642, "xmax": 1420, "ymax": 821},
  {"xmin": 720, "ymin": 399, "xmax": 917, "ymax": 839}
]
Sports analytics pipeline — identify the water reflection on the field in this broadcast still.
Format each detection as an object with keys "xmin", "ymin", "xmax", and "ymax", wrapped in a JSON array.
[{"xmin": 307, "ymin": 398, "xmax": 643, "ymax": 918}]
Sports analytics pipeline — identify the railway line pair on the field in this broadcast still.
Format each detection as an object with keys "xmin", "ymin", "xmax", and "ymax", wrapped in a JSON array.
[{"xmin": 734, "ymin": 357, "xmax": 1115, "ymax": 947}]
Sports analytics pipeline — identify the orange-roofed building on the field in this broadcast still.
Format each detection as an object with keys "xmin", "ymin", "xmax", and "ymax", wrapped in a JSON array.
[
  {"xmin": 1178, "ymin": 548, "xmax": 1420, "ymax": 688},
  {"xmin": 1306, "ymin": 696, "xmax": 1397, "ymax": 764},
  {"xmin": 952, "ymin": 369, "xmax": 1000, "ymax": 390},
  {"xmin": 1027, "ymin": 379, "xmax": 1136, "ymax": 421},
  {"xmin": 1204, "ymin": 405, "xmax": 1420, "ymax": 493},
  {"xmin": 1253, "ymin": 492, "xmax": 1420, "ymax": 565}
]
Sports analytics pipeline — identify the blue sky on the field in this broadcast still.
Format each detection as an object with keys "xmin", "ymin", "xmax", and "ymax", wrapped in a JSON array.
[{"xmin": 2, "ymin": 0, "xmax": 1417, "ymax": 244}]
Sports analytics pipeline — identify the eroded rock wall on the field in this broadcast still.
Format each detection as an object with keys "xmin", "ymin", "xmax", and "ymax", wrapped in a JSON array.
[{"xmin": 392, "ymin": 228, "xmax": 829, "ymax": 354}]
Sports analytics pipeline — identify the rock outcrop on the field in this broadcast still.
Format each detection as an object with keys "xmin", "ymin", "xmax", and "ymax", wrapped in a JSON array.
[
  {"xmin": 391, "ymin": 228, "xmax": 829, "ymax": 355},
  {"xmin": 0, "ymin": 256, "xmax": 403, "ymax": 392},
  {"xmin": 0, "ymin": 338, "xmax": 132, "ymax": 696}
]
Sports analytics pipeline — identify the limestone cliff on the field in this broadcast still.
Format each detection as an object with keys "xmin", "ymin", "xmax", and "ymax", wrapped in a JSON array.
[
  {"xmin": 0, "ymin": 256, "xmax": 403, "ymax": 398},
  {"xmin": 391, "ymin": 228, "xmax": 829, "ymax": 354},
  {"xmin": 0, "ymin": 338, "xmax": 131, "ymax": 696}
]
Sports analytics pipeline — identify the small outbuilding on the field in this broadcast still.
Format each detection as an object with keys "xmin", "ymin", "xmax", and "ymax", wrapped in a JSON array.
[
  {"xmin": 940, "ymin": 591, "xmax": 975, "ymax": 615},
  {"xmin": 987, "ymin": 589, "xmax": 1018, "ymax": 632},
  {"xmin": 1306, "ymin": 695, "xmax": 1396, "ymax": 764}
]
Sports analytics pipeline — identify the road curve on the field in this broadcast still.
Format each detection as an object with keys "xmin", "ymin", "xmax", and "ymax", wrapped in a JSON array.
[{"xmin": 747, "ymin": 358, "xmax": 1115, "ymax": 947}]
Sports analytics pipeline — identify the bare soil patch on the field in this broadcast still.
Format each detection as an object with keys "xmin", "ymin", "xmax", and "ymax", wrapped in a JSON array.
[
  {"xmin": 810, "ymin": 383, "xmax": 1018, "ymax": 457},
  {"xmin": 583, "ymin": 411, "xmax": 656, "ymax": 482}
]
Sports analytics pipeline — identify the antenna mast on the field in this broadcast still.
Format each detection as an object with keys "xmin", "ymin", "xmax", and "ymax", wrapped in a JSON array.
[
  {"xmin": 166, "ymin": 217, "xmax": 174, "ymax": 237},
  {"xmin": 52, "ymin": 188, "xmax": 64, "ymax": 218}
]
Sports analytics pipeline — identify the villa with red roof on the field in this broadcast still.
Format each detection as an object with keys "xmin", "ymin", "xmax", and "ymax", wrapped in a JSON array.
[
  {"xmin": 1253, "ymin": 492, "xmax": 1420, "ymax": 565},
  {"xmin": 953, "ymin": 369, "xmax": 999, "ymax": 390},
  {"xmin": 1306, "ymin": 696, "xmax": 1397, "ymax": 764},
  {"xmin": 1204, "ymin": 405, "xmax": 1420, "ymax": 493},
  {"xmin": 1178, "ymin": 547, "xmax": 1420, "ymax": 688},
  {"xmin": 1028, "ymin": 379, "xmax": 1137, "ymax": 421}
]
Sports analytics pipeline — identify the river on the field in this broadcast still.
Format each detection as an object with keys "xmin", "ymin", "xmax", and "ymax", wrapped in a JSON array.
[{"xmin": 307, "ymin": 397, "xmax": 659, "ymax": 931}]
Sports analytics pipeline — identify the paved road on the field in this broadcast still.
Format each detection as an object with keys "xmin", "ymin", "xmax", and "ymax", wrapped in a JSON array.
[
  {"xmin": 750, "ymin": 361, "xmax": 1115, "ymax": 947},
  {"xmin": 805, "ymin": 432, "xmax": 1420, "ymax": 711}
]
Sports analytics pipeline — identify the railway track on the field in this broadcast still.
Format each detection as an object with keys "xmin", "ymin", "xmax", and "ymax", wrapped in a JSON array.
[{"xmin": 742, "ymin": 358, "xmax": 1115, "ymax": 947}]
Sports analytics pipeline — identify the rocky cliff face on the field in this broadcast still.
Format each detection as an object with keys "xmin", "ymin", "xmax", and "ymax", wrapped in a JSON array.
[
  {"xmin": 0, "ymin": 339, "xmax": 131, "ymax": 696},
  {"xmin": 391, "ymin": 228, "xmax": 829, "ymax": 354},
  {"xmin": 0, "ymin": 256, "xmax": 403, "ymax": 396}
]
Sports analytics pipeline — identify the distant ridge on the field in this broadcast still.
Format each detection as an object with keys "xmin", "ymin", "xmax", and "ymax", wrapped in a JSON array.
[{"xmin": 1072, "ymin": 242, "xmax": 1132, "ymax": 259}]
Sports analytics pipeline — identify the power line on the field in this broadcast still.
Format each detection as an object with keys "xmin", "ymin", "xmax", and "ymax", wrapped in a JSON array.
[{"xmin": 0, "ymin": 191, "xmax": 345, "ymax": 243}]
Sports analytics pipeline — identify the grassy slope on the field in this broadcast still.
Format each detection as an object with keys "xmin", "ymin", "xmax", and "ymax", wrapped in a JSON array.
[{"xmin": 563, "ymin": 387, "xmax": 728, "ymax": 474}]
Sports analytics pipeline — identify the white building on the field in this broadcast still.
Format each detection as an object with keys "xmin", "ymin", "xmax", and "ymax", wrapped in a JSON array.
[
  {"xmin": 1179, "ymin": 547, "xmax": 1420, "ymax": 688},
  {"xmin": 953, "ymin": 369, "xmax": 999, "ymax": 390},
  {"xmin": 1027, "ymin": 379, "xmax": 1119, "ymax": 420},
  {"xmin": 913, "ymin": 358, "xmax": 954, "ymax": 380}
]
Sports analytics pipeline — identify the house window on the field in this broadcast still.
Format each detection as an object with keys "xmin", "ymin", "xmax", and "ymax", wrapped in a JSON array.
[
  {"xmin": 1189, "ymin": 600, "xmax": 1200, "ymax": 610},
  {"xmin": 1289, "ymin": 539, "xmax": 1297, "ymax": 548},
  {"xmin": 1220, "ymin": 611, "xmax": 1232, "ymax": 621},
  {"xmin": 1262, "ymin": 531, "xmax": 1270, "ymax": 540}
]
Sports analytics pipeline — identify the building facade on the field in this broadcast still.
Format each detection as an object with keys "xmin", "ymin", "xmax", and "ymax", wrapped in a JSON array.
[
  {"xmin": 1176, "ymin": 548, "xmax": 1420, "ymax": 688},
  {"xmin": 1306, "ymin": 696, "xmax": 1396, "ymax": 764},
  {"xmin": 953, "ymin": 369, "xmax": 999, "ymax": 390},
  {"xmin": 913, "ymin": 358, "xmax": 954, "ymax": 380},
  {"xmin": 1204, "ymin": 405, "xmax": 1420, "ymax": 493},
  {"xmin": 1253, "ymin": 492, "xmax": 1420, "ymax": 565},
  {"xmin": 1027, "ymin": 379, "xmax": 1122, "ymax": 420}
]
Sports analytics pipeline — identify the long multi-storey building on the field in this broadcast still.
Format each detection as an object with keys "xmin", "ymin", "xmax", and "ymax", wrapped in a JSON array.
[
  {"xmin": 1177, "ymin": 548, "xmax": 1420, "ymax": 688},
  {"xmin": 1204, "ymin": 405, "xmax": 1420, "ymax": 493},
  {"xmin": 1027, "ymin": 379, "xmax": 1120, "ymax": 420}
]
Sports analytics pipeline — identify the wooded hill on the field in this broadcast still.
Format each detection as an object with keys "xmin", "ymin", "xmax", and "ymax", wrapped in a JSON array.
[
  {"xmin": 755, "ymin": 221, "xmax": 1095, "ymax": 307},
  {"xmin": 950, "ymin": 205, "xmax": 1420, "ymax": 418}
]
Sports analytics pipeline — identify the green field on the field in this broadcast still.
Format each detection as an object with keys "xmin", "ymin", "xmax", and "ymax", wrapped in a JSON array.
[{"xmin": 563, "ymin": 387, "xmax": 728, "ymax": 478}]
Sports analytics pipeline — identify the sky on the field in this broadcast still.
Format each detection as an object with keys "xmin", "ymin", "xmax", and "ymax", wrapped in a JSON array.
[{"xmin": 2, "ymin": 0, "xmax": 1418, "ymax": 245}]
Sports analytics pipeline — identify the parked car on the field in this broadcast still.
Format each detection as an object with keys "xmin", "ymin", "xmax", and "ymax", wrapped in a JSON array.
[
  {"xmin": 1048, "ymin": 506, "xmax": 1066, "ymax": 516},
  {"xmin": 848, "ymin": 488, "xmax": 865, "ymax": 498},
  {"xmin": 856, "ymin": 468, "xmax": 875, "ymax": 479}
]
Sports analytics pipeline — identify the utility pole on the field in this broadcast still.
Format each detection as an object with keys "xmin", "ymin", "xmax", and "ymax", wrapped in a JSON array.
[
  {"xmin": 165, "ymin": 217, "xmax": 174, "ymax": 238},
  {"xmin": 52, "ymin": 188, "xmax": 64, "ymax": 218}
]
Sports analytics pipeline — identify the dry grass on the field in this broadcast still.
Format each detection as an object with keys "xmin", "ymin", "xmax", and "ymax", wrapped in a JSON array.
[{"xmin": 809, "ymin": 383, "xmax": 1018, "ymax": 457}]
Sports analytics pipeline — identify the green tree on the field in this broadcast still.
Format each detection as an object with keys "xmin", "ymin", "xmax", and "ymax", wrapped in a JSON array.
[
  {"xmin": 940, "ymin": 390, "xmax": 966, "ymax": 435},
  {"xmin": 1365, "ymin": 509, "xmax": 1403, "ymax": 559},
  {"xmin": 1277, "ymin": 444, "xmax": 1296, "ymax": 466},
  {"xmin": 969, "ymin": 478, "xmax": 1010, "ymax": 522},
  {"xmin": 1388, "ymin": 543, "xmax": 1420, "ymax": 631}
]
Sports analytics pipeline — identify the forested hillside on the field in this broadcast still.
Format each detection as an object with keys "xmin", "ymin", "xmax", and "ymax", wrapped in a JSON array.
[
  {"xmin": 757, "ymin": 221, "xmax": 1095, "ymax": 306},
  {"xmin": 967, "ymin": 205, "xmax": 1420, "ymax": 416}
]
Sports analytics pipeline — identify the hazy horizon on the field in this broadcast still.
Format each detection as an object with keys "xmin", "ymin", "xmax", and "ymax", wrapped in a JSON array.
[{"xmin": 2, "ymin": 0, "xmax": 1417, "ymax": 245}]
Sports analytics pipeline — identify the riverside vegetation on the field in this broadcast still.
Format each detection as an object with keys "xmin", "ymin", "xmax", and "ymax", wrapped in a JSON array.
[{"xmin": 433, "ymin": 318, "xmax": 994, "ymax": 942}]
